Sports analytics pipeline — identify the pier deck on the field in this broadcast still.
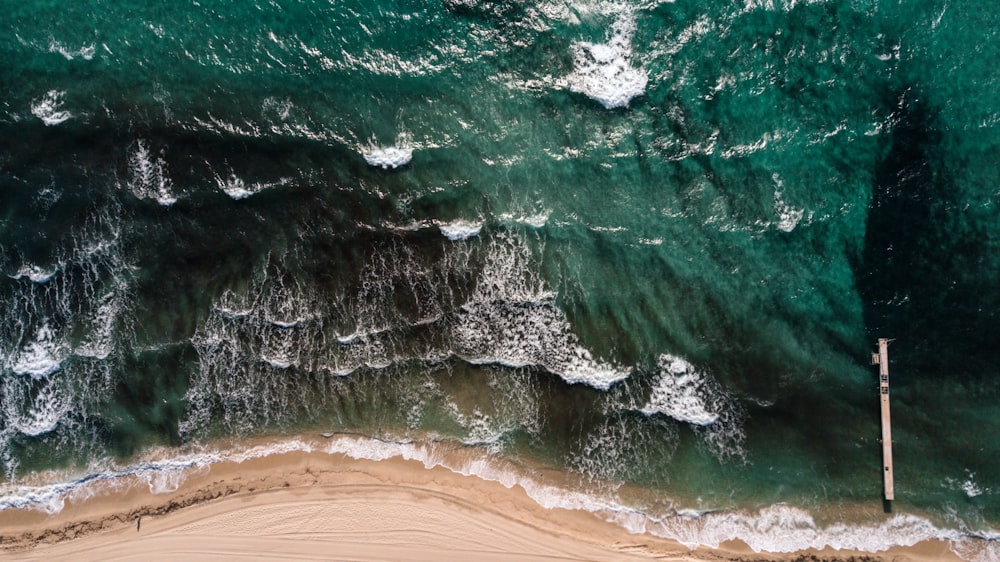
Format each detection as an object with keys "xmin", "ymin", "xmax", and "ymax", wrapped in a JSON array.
[{"xmin": 873, "ymin": 338, "xmax": 894, "ymax": 502}]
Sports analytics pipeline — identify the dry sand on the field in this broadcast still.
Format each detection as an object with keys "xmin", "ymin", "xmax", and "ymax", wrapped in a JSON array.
[{"xmin": 0, "ymin": 443, "xmax": 963, "ymax": 561}]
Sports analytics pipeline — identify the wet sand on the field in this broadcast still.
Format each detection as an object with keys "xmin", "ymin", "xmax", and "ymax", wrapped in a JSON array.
[{"xmin": 0, "ymin": 444, "xmax": 963, "ymax": 561}]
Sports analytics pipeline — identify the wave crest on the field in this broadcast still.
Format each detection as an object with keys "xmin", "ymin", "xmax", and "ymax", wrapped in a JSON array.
[
  {"xmin": 361, "ymin": 133, "xmax": 414, "ymax": 169},
  {"xmin": 30, "ymin": 90, "xmax": 72, "ymax": 126},
  {"xmin": 566, "ymin": 13, "xmax": 647, "ymax": 109}
]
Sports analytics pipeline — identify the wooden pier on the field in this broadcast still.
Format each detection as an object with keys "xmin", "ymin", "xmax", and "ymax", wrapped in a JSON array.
[{"xmin": 871, "ymin": 338, "xmax": 894, "ymax": 502}]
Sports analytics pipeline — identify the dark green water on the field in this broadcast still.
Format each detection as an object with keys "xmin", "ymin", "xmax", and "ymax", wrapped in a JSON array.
[{"xmin": 1, "ymin": 0, "xmax": 997, "ymax": 556}]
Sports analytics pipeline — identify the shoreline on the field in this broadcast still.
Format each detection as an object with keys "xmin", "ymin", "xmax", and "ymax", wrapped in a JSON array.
[{"xmin": 0, "ymin": 436, "xmax": 974, "ymax": 561}]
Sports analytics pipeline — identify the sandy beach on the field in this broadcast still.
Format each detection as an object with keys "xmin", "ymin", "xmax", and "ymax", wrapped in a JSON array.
[{"xmin": 0, "ymin": 439, "xmax": 964, "ymax": 562}]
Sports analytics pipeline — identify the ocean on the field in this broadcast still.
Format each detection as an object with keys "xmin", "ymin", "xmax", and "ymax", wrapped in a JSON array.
[{"xmin": 0, "ymin": 0, "xmax": 997, "ymax": 558}]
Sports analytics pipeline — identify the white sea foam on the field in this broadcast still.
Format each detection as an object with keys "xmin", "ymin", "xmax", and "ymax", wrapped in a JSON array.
[
  {"xmin": 11, "ymin": 263, "xmax": 58, "ymax": 283},
  {"xmin": 770, "ymin": 175, "xmax": 805, "ymax": 233},
  {"xmin": 261, "ymin": 354, "xmax": 293, "ymax": 369},
  {"xmin": 383, "ymin": 219, "xmax": 434, "ymax": 234},
  {"xmin": 275, "ymin": 439, "xmax": 1000, "ymax": 559},
  {"xmin": 0, "ymin": 204, "xmax": 134, "ymax": 480},
  {"xmin": 459, "ymin": 410, "xmax": 508, "ymax": 449},
  {"xmin": 340, "ymin": 49, "xmax": 448, "ymax": 77},
  {"xmin": 30, "ymin": 90, "xmax": 72, "ymax": 126},
  {"xmin": 440, "ymin": 373, "xmax": 541, "ymax": 451},
  {"xmin": 438, "ymin": 219, "xmax": 483, "ymax": 240},
  {"xmin": 361, "ymin": 134, "xmax": 414, "ymax": 169},
  {"xmin": 566, "ymin": 13, "xmax": 647, "ymax": 109},
  {"xmin": 641, "ymin": 355, "xmax": 720, "ymax": 425},
  {"xmin": 213, "ymin": 301, "xmax": 253, "ymax": 319},
  {"xmin": 0, "ymin": 440, "xmax": 323, "ymax": 514},
  {"xmin": 319, "ymin": 436, "xmax": 620, "ymax": 514},
  {"xmin": 742, "ymin": 0, "xmax": 828, "ymax": 13},
  {"xmin": 3, "ymin": 378, "xmax": 71, "ymax": 437},
  {"xmin": 0, "ymin": 434, "xmax": 993, "ymax": 560},
  {"xmin": 362, "ymin": 145, "xmax": 413, "ymax": 169},
  {"xmin": 76, "ymin": 292, "xmax": 120, "ymax": 360},
  {"xmin": 612, "ymin": 503, "xmax": 965, "ymax": 554},
  {"xmin": 336, "ymin": 332, "xmax": 363, "ymax": 345},
  {"xmin": 128, "ymin": 140, "xmax": 177, "ymax": 206},
  {"xmin": 963, "ymin": 478, "xmax": 984, "ymax": 498},
  {"xmin": 452, "ymin": 233, "xmax": 629, "ymax": 389},
  {"xmin": 269, "ymin": 318, "xmax": 305, "ymax": 329},
  {"xmin": 521, "ymin": 213, "xmax": 551, "ymax": 228},
  {"xmin": 570, "ymin": 411, "xmax": 675, "ymax": 487},
  {"xmin": 47, "ymin": 40, "xmax": 95, "ymax": 61},
  {"xmin": 10, "ymin": 322, "xmax": 66, "ymax": 378},
  {"xmin": 182, "ymin": 269, "xmax": 327, "ymax": 436},
  {"xmin": 181, "ymin": 232, "xmax": 629, "ymax": 441},
  {"xmin": 774, "ymin": 189, "xmax": 803, "ymax": 232},
  {"xmin": 216, "ymin": 173, "xmax": 258, "ymax": 200},
  {"xmin": 0, "ymin": 455, "xmax": 211, "ymax": 514},
  {"xmin": 640, "ymin": 354, "xmax": 745, "ymax": 459},
  {"xmin": 214, "ymin": 171, "xmax": 289, "ymax": 200},
  {"xmin": 499, "ymin": 210, "xmax": 551, "ymax": 228},
  {"xmin": 945, "ymin": 470, "xmax": 992, "ymax": 499}
]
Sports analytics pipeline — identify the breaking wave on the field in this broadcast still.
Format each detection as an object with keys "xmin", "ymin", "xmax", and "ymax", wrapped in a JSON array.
[
  {"xmin": 9, "ymin": 322, "xmax": 67, "ymax": 378},
  {"xmin": 127, "ymin": 140, "xmax": 177, "ymax": 206},
  {"xmin": 642, "ymin": 355, "xmax": 721, "ymax": 425},
  {"xmin": 214, "ymin": 170, "xmax": 291, "ymax": 200},
  {"xmin": 47, "ymin": 40, "xmax": 96, "ymax": 61},
  {"xmin": 30, "ymin": 90, "xmax": 72, "ymax": 126},
  {"xmin": 361, "ymin": 133, "xmax": 414, "ymax": 169},
  {"xmin": 0, "ymin": 205, "xmax": 134, "ymax": 479},
  {"xmin": 1, "ymin": 435, "xmax": 995, "ymax": 561},
  {"xmin": 451, "ymin": 233, "xmax": 630, "ymax": 389},
  {"xmin": 565, "ymin": 11, "xmax": 647, "ymax": 109},
  {"xmin": 638, "ymin": 355, "xmax": 745, "ymax": 460},
  {"xmin": 10, "ymin": 264, "xmax": 59, "ymax": 284},
  {"xmin": 438, "ymin": 219, "xmax": 483, "ymax": 241},
  {"xmin": 181, "ymin": 231, "xmax": 628, "ymax": 440}
]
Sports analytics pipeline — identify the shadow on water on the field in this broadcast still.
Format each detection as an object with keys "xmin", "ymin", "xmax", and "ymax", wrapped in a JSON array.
[
  {"xmin": 856, "ymin": 89, "xmax": 999, "ymax": 382},
  {"xmin": 857, "ymin": 91, "xmax": 1000, "ymax": 520}
]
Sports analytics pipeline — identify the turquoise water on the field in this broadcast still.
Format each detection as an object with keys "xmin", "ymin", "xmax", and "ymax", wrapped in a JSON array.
[{"xmin": 1, "ymin": 0, "xmax": 998, "ymax": 556}]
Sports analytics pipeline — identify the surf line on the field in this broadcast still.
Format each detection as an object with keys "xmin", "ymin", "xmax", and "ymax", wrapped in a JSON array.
[{"xmin": 871, "ymin": 338, "xmax": 895, "ymax": 508}]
